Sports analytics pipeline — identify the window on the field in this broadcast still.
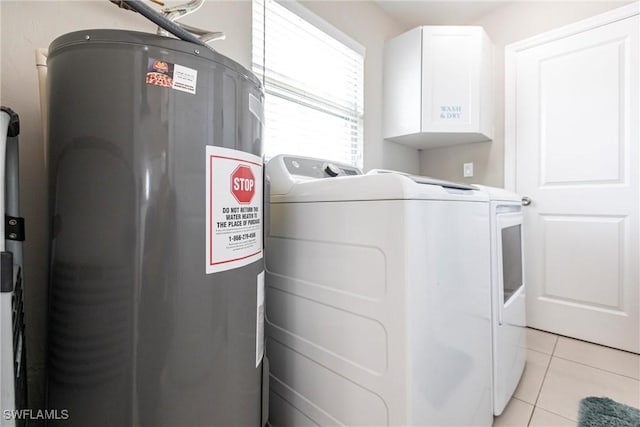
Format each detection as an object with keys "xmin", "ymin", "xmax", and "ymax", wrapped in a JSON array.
[
  {"xmin": 252, "ymin": 0, "xmax": 365, "ymax": 167},
  {"xmin": 501, "ymin": 224, "xmax": 523, "ymax": 304}
]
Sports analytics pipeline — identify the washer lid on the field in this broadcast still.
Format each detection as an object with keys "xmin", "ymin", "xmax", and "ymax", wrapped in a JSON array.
[
  {"xmin": 267, "ymin": 155, "xmax": 488, "ymax": 203},
  {"xmin": 367, "ymin": 169, "xmax": 477, "ymax": 191},
  {"xmin": 475, "ymin": 185, "xmax": 522, "ymax": 202}
]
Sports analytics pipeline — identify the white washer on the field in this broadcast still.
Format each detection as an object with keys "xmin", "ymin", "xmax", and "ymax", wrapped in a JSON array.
[
  {"xmin": 265, "ymin": 155, "xmax": 493, "ymax": 427},
  {"xmin": 478, "ymin": 186, "xmax": 527, "ymax": 416}
]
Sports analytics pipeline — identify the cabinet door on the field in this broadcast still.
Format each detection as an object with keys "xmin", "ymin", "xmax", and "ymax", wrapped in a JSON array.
[
  {"xmin": 421, "ymin": 27, "xmax": 480, "ymax": 132},
  {"xmin": 383, "ymin": 27, "xmax": 422, "ymax": 139}
]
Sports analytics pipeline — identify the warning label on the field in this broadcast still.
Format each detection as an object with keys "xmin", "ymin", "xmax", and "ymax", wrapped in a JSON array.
[
  {"xmin": 206, "ymin": 146, "xmax": 263, "ymax": 274},
  {"xmin": 146, "ymin": 58, "xmax": 198, "ymax": 95}
]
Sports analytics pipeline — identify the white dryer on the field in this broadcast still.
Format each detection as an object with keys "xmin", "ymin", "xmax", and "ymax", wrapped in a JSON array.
[
  {"xmin": 478, "ymin": 186, "xmax": 527, "ymax": 416},
  {"xmin": 265, "ymin": 155, "xmax": 493, "ymax": 427}
]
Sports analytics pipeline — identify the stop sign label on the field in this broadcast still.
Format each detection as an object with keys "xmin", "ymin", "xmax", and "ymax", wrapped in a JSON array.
[
  {"xmin": 230, "ymin": 165, "xmax": 256, "ymax": 204},
  {"xmin": 207, "ymin": 146, "xmax": 263, "ymax": 275}
]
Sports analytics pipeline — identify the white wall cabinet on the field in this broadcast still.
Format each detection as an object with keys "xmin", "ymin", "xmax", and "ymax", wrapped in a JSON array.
[{"xmin": 383, "ymin": 26, "xmax": 494, "ymax": 149}]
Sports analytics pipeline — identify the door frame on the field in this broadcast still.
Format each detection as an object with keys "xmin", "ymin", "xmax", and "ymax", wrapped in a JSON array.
[{"xmin": 504, "ymin": 2, "xmax": 640, "ymax": 191}]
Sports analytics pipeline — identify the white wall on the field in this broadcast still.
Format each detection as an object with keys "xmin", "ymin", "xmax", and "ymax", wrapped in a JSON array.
[
  {"xmin": 418, "ymin": 1, "xmax": 632, "ymax": 186},
  {"xmin": 0, "ymin": 0, "xmax": 413, "ymax": 409}
]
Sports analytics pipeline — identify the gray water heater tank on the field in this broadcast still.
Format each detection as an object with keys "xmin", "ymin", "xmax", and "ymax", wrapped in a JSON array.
[{"xmin": 46, "ymin": 30, "xmax": 266, "ymax": 426}]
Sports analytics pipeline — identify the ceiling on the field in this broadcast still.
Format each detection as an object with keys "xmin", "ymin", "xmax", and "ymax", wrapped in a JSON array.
[{"xmin": 375, "ymin": 1, "xmax": 509, "ymax": 28}]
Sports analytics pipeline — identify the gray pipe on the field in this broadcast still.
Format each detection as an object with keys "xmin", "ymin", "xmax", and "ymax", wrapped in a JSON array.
[
  {"xmin": 120, "ymin": 0, "xmax": 211, "ymax": 49},
  {"xmin": 160, "ymin": 0, "xmax": 204, "ymax": 25},
  {"xmin": 175, "ymin": 22, "xmax": 225, "ymax": 43}
]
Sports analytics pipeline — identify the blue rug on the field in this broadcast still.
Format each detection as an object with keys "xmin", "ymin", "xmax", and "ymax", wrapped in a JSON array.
[{"xmin": 579, "ymin": 397, "xmax": 640, "ymax": 427}]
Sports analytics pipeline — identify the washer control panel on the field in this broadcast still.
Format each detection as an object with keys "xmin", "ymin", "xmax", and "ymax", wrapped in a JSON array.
[
  {"xmin": 282, "ymin": 156, "xmax": 361, "ymax": 179},
  {"xmin": 268, "ymin": 155, "xmax": 363, "ymax": 195}
]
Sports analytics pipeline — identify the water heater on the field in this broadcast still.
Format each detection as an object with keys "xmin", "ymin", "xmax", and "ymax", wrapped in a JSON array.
[{"xmin": 46, "ymin": 30, "xmax": 266, "ymax": 426}]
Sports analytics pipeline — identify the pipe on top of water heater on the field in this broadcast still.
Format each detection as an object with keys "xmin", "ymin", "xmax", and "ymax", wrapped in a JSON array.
[{"xmin": 110, "ymin": 0, "xmax": 212, "ymax": 49}]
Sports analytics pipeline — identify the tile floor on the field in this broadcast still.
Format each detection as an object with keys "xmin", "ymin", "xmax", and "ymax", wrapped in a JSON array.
[{"xmin": 492, "ymin": 328, "xmax": 640, "ymax": 426}]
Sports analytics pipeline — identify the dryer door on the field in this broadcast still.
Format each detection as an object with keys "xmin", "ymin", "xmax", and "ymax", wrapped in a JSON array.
[{"xmin": 493, "ymin": 209, "xmax": 527, "ymax": 415}]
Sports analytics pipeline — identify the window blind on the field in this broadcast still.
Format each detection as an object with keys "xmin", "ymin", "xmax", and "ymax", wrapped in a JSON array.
[{"xmin": 252, "ymin": 0, "xmax": 365, "ymax": 167}]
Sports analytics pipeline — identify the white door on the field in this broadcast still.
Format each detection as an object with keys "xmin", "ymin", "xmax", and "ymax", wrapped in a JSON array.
[{"xmin": 508, "ymin": 7, "xmax": 639, "ymax": 353}]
